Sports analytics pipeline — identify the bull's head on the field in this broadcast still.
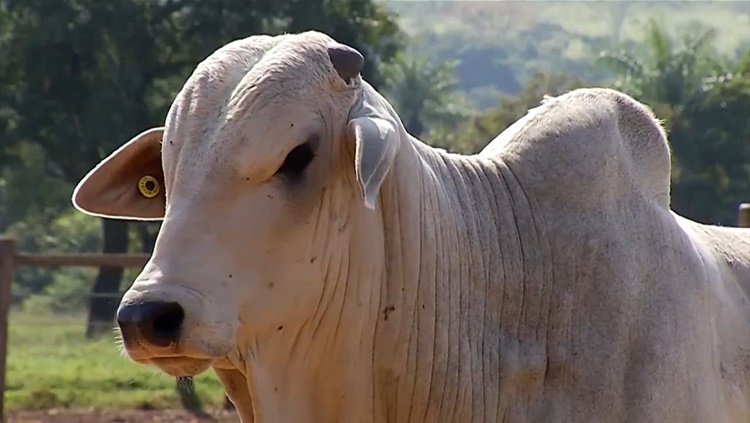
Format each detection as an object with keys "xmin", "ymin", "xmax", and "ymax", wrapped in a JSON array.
[{"xmin": 71, "ymin": 31, "xmax": 405, "ymax": 420}]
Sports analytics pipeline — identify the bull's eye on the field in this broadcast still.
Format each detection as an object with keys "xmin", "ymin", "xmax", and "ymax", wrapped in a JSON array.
[{"xmin": 275, "ymin": 142, "xmax": 315, "ymax": 179}]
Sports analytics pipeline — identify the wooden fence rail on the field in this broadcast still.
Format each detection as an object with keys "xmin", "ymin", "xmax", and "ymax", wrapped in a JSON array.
[
  {"xmin": 15, "ymin": 253, "xmax": 149, "ymax": 268},
  {"xmin": 2, "ymin": 203, "xmax": 750, "ymax": 419}
]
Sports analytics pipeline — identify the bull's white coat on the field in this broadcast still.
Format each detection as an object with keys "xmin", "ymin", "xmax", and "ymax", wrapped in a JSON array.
[{"xmin": 72, "ymin": 31, "xmax": 750, "ymax": 422}]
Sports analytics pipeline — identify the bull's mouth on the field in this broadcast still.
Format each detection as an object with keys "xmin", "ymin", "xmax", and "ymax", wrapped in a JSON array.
[
  {"xmin": 119, "ymin": 334, "xmax": 223, "ymax": 377},
  {"xmin": 133, "ymin": 355, "xmax": 215, "ymax": 377}
]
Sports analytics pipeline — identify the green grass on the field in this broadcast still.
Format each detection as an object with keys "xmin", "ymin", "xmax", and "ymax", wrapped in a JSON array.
[{"xmin": 4, "ymin": 309, "xmax": 227, "ymax": 411}]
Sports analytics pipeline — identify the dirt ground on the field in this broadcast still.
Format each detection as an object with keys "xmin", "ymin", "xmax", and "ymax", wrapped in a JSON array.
[{"xmin": 6, "ymin": 408, "xmax": 240, "ymax": 423}]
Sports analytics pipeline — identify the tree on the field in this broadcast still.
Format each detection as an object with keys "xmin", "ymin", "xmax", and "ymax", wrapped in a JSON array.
[
  {"xmin": 443, "ymin": 71, "xmax": 586, "ymax": 154},
  {"xmin": 381, "ymin": 52, "xmax": 476, "ymax": 140},
  {"xmin": 0, "ymin": 0, "xmax": 403, "ymax": 337},
  {"xmin": 594, "ymin": 19, "xmax": 723, "ymax": 107},
  {"xmin": 666, "ymin": 50, "xmax": 750, "ymax": 224},
  {"xmin": 1, "ymin": 1, "xmax": 154, "ymax": 336}
]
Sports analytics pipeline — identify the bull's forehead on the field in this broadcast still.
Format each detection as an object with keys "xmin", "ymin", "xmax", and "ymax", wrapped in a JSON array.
[{"xmin": 161, "ymin": 32, "xmax": 346, "ymax": 185}]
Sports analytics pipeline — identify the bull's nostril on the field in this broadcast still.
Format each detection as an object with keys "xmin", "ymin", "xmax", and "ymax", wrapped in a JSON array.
[
  {"xmin": 116, "ymin": 301, "xmax": 185, "ymax": 348},
  {"xmin": 151, "ymin": 302, "xmax": 185, "ymax": 342}
]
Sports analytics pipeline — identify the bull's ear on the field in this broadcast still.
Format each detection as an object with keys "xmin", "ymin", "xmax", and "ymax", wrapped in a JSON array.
[
  {"xmin": 328, "ymin": 41, "xmax": 399, "ymax": 209},
  {"xmin": 347, "ymin": 116, "xmax": 400, "ymax": 210},
  {"xmin": 72, "ymin": 127, "xmax": 166, "ymax": 220}
]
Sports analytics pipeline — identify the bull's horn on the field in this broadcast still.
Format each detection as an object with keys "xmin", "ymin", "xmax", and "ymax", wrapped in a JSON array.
[{"xmin": 327, "ymin": 43, "xmax": 364, "ymax": 84}]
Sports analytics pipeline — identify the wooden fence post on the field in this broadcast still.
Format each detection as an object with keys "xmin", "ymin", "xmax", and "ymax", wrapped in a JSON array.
[
  {"xmin": 0, "ymin": 238, "xmax": 16, "ymax": 422},
  {"xmin": 739, "ymin": 203, "xmax": 750, "ymax": 228}
]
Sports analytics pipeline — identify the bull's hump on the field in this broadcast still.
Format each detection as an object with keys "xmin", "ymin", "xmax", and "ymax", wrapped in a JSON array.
[
  {"xmin": 607, "ymin": 88, "xmax": 672, "ymax": 208},
  {"xmin": 487, "ymin": 87, "xmax": 672, "ymax": 211}
]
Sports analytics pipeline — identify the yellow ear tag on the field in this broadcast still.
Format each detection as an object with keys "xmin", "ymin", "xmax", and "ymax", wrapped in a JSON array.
[{"xmin": 137, "ymin": 175, "xmax": 160, "ymax": 198}]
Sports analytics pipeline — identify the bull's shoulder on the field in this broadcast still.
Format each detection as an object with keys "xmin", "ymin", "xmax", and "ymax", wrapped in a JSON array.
[{"xmin": 481, "ymin": 87, "xmax": 671, "ymax": 210}]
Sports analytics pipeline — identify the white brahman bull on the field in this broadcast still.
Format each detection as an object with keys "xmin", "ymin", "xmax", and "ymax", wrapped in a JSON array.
[{"xmin": 71, "ymin": 31, "xmax": 750, "ymax": 422}]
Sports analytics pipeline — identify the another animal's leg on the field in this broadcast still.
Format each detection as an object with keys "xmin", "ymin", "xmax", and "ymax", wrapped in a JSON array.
[{"xmin": 214, "ymin": 367, "xmax": 255, "ymax": 423}]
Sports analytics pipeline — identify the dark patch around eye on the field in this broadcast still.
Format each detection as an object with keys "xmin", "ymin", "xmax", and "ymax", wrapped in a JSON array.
[{"xmin": 274, "ymin": 136, "xmax": 317, "ymax": 180}]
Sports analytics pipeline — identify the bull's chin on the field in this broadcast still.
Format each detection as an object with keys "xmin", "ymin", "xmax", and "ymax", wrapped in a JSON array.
[
  {"xmin": 127, "ymin": 351, "xmax": 215, "ymax": 377},
  {"xmin": 140, "ymin": 356, "xmax": 215, "ymax": 377}
]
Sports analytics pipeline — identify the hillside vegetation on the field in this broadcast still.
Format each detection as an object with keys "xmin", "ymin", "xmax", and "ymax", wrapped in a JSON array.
[{"xmin": 384, "ymin": 1, "xmax": 750, "ymax": 108}]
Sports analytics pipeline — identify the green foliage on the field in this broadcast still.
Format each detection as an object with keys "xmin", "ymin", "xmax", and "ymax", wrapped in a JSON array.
[
  {"xmin": 666, "ymin": 51, "xmax": 750, "ymax": 224},
  {"xmin": 594, "ymin": 20, "xmax": 725, "ymax": 105},
  {"xmin": 386, "ymin": 1, "xmax": 749, "ymax": 108},
  {"xmin": 439, "ymin": 72, "xmax": 587, "ymax": 154},
  {"xmin": 0, "ymin": 143, "xmax": 73, "ymax": 228},
  {"xmin": 381, "ymin": 52, "xmax": 476, "ymax": 138},
  {"xmin": 24, "ymin": 271, "xmax": 94, "ymax": 314},
  {"xmin": 6, "ymin": 209, "xmax": 101, "ymax": 305}
]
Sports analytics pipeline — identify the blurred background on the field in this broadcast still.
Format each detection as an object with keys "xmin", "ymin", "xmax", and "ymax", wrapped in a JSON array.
[{"xmin": 0, "ymin": 0, "xmax": 748, "ymax": 421}]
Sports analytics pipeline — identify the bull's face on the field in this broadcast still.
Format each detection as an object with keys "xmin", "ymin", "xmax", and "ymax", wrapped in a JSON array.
[{"xmin": 71, "ymin": 32, "xmax": 401, "ymax": 377}]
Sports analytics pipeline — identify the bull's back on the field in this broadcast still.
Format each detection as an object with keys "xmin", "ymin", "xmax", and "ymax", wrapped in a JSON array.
[
  {"xmin": 675, "ymin": 216, "xmax": 750, "ymax": 420},
  {"xmin": 679, "ymin": 216, "xmax": 750, "ymax": 310}
]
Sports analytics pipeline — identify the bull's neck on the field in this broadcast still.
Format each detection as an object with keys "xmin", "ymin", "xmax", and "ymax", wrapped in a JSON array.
[
  {"xmin": 371, "ymin": 134, "xmax": 537, "ymax": 420},
  {"xmin": 229, "ymin": 133, "xmax": 538, "ymax": 422}
]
